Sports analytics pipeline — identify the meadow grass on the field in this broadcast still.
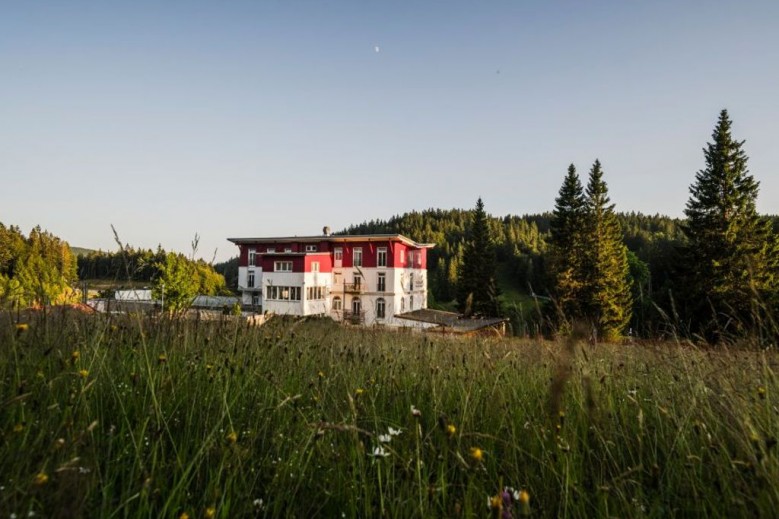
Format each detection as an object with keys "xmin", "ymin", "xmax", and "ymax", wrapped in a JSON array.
[{"xmin": 1, "ymin": 311, "xmax": 777, "ymax": 518}]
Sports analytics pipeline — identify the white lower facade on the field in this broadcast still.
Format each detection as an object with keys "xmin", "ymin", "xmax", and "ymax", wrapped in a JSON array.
[{"xmin": 237, "ymin": 266, "xmax": 428, "ymax": 326}]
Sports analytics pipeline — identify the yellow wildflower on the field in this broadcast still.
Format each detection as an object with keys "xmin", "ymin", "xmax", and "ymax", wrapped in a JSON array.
[
  {"xmin": 317, "ymin": 371, "xmax": 325, "ymax": 378},
  {"xmin": 158, "ymin": 354, "xmax": 168, "ymax": 364},
  {"xmin": 71, "ymin": 350, "xmax": 80, "ymax": 361},
  {"xmin": 179, "ymin": 512, "xmax": 190, "ymax": 519},
  {"xmin": 518, "ymin": 489, "xmax": 531, "ymax": 515},
  {"xmin": 469, "ymin": 447, "xmax": 484, "ymax": 462},
  {"xmin": 79, "ymin": 369, "xmax": 89, "ymax": 378},
  {"xmin": 16, "ymin": 323, "xmax": 29, "ymax": 332},
  {"xmin": 355, "ymin": 388, "xmax": 365, "ymax": 396},
  {"xmin": 446, "ymin": 424, "xmax": 457, "ymax": 438},
  {"xmin": 34, "ymin": 472, "xmax": 49, "ymax": 486},
  {"xmin": 13, "ymin": 423, "xmax": 24, "ymax": 433},
  {"xmin": 204, "ymin": 506, "xmax": 216, "ymax": 519},
  {"xmin": 226, "ymin": 431, "xmax": 238, "ymax": 444},
  {"xmin": 489, "ymin": 493, "xmax": 502, "ymax": 511},
  {"xmin": 518, "ymin": 489, "xmax": 530, "ymax": 505},
  {"xmin": 758, "ymin": 386, "xmax": 766, "ymax": 399}
]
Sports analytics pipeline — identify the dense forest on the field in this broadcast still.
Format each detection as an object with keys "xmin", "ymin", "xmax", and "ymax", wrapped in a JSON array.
[{"xmin": 0, "ymin": 224, "xmax": 79, "ymax": 307}]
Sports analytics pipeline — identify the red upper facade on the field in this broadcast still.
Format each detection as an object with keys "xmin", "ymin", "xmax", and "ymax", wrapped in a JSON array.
[{"xmin": 229, "ymin": 234, "xmax": 434, "ymax": 273}]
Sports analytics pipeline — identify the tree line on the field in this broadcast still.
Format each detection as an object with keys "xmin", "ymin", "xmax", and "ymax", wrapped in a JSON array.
[
  {"xmin": 0, "ymin": 229, "xmax": 228, "ymax": 312},
  {"xmin": 345, "ymin": 110, "xmax": 779, "ymax": 342}
]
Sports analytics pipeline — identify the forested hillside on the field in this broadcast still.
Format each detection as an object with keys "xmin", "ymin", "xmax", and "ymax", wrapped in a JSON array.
[{"xmin": 341, "ymin": 210, "xmax": 684, "ymax": 301}]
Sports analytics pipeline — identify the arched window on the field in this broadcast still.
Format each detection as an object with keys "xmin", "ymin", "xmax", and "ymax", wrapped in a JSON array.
[
  {"xmin": 332, "ymin": 296, "xmax": 342, "ymax": 311},
  {"xmin": 376, "ymin": 298, "xmax": 386, "ymax": 319}
]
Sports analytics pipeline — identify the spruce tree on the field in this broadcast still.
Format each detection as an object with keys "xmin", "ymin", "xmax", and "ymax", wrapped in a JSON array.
[
  {"xmin": 549, "ymin": 164, "xmax": 587, "ymax": 321},
  {"xmin": 682, "ymin": 109, "xmax": 777, "ymax": 337},
  {"xmin": 456, "ymin": 198, "xmax": 501, "ymax": 317},
  {"xmin": 580, "ymin": 160, "xmax": 633, "ymax": 341}
]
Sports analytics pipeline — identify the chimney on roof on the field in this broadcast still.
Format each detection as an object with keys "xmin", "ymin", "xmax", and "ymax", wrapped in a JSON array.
[{"xmin": 323, "ymin": 226, "xmax": 331, "ymax": 236}]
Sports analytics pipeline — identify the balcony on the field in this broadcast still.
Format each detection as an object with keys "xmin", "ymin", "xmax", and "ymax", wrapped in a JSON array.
[
  {"xmin": 341, "ymin": 309, "xmax": 366, "ymax": 325},
  {"xmin": 342, "ymin": 283, "xmax": 365, "ymax": 294}
]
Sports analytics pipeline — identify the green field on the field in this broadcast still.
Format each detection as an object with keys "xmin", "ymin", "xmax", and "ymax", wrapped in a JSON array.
[{"xmin": 1, "ymin": 313, "xmax": 777, "ymax": 518}]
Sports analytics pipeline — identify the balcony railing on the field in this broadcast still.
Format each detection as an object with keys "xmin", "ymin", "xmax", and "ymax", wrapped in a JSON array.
[
  {"xmin": 341, "ymin": 309, "xmax": 366, "ymax": 324},
  {"xmin": 343, "ymin": 283, "xmax": 365, "ymax": 294}
]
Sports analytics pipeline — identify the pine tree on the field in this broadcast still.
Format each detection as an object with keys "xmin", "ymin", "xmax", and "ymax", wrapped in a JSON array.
[
  {"xmin": 682, "ymin": 109, "xmax": 777, "ymax": 337},
  {"xmin": 549, "ymin": 164, "xmax": 587, "ymax": 321},
  {"xmin": 456, "ymin": 198, "xmax": 501, "ymax": 317},
  {"xmin": 580, "ymin": 160, "xmax": 633, "ymax": 341}
]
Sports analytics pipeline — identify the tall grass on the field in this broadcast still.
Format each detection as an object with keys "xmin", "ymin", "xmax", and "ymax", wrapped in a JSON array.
[{"xmin": 1, "ymin": 311, "xmax": 777, "ymax": 517}]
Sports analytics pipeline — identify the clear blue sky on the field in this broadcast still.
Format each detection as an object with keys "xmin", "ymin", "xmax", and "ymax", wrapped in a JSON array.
[{"xmin": 2, "ymin": 1, "xmax": 778, "ymax": 261}]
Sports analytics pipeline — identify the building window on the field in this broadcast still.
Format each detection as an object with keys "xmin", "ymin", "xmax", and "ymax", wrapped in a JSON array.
[
  {"xmin": 376, "ymin": 298, "xmax": 386, "ymax": 319},
  {"xmin": 267, "ymin": 247, "xmax": 275, "ymax": 253},
  {"xmin": 400, "ymin": 250, "xmax": 405, "ymax": 265},
  {"xmin": 247, "ymin": 270, "xmax": 255, "ymax": 288},
  {"xmin": 377, "ymin": 272, "xmax": 386, "ymax": 292},
  {"xmin": 334, "ymin": 247, "xmax": 343, "ymax": 261},
  {"xmin": 353, "ymin": 247, "xmax": 363, "ymax": 267},
  {"xmin": 305, "ymin": 244, "xmax": 317, "ymax": 252},
  {"xmin": 266, "ymin": 286, "xmax": 301, "ymax": 300},
  {"xmin": 248, "ymin": 249, "xmax": 256, "ymax": 267},
  {"xmin": 377, "ymin": 247, "xmax": 387, "ymax": 267},
  {"xmin": 284, "ymin": 247, "xmax": 292, "ymax": 253},
  {"xmin": 311, "ymin": 261, "xmax": 320, "ymax": 272},
  {"xmin": 408, "ymin": 251, "xmax": 414, "ymax": 267},
  {"xmin": 353, "ymin": 274, "xmax": 362, "ymax": 288},
  {"xmin": 417, "ymin": 251, "xmax": 422, "ymax": 266},
  {"xmin": 410, "ymin": 295, "xmax": 414, "ymax": 310},
  {"xmin": 332, "ymin": 296, "xmax": 342, "ymax": 310},
  {"xmin": 400, "ymin": 297, "xmax": 405, "ymax": 312},
  {"xmin": 352, "ymin": 297, "xmax": 361, "ymax": 314},
  {"xmin": 307, "ymin": 286, "xmax": 326, "ymax": 300},
  {"xmin": 251, "ymin": 295, "xmax": 259, "ymax": 306},
  {"xmin": 274, "ymin": 261, "xmax": 293, "ymax": 272}
]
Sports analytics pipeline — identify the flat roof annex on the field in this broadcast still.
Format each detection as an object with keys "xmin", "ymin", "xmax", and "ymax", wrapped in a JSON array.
[{"xmin": 227, "ymin": 234, "xmax": 435, "ymax": 249}]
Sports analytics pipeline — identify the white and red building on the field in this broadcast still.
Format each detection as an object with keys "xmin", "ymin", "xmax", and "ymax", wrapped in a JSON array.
[{"xmin": 227, "ymin": 233, "xmax": 435, "ymax": 326}]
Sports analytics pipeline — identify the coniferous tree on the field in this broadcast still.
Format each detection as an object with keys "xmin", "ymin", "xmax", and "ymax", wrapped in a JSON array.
[
  {"xmin": 580, "ymin": 160, "xmax": 633, "ymax": 340},
  {"xmin": 681, "ymin": 109, "xmax": 778, "ymax": 337},
  {"xmin": 456, "ymin": 198, "xmax": 501, "ymax": 317},
  {"xmin": 549, "ymin": 164, "xmax": 587, "ymax": 321}
]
